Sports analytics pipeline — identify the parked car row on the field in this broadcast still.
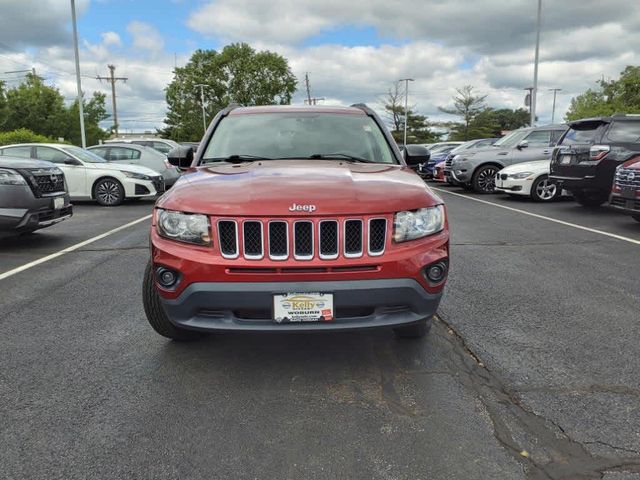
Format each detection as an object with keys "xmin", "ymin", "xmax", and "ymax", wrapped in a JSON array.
[
  {"xmin": 429, "ymin": 114, "xmax": 640, "ymax": 223},
  {"xmin": 0, "ymin": 138, "xmax": 182, "ymax": 235}
]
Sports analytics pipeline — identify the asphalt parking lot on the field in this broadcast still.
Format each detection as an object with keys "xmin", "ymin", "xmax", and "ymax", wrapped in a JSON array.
[{"xmin": 1, "ymin": 190, "xmax": 639, "ymax": 480}]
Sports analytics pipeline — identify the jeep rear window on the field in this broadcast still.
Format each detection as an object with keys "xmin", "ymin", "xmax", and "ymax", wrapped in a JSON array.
[
  {"xmin": 606, "ymin": 121, "xmax": 640, "ymax": 143},
  {"xmin": 201, "ymin": 113, "xmax": 396, "ymax": 164}
]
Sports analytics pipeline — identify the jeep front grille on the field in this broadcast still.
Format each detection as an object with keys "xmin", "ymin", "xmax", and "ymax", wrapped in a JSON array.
[{"xmin": 215, "ymin": 217, "xmax": 388, "ymax": 261}]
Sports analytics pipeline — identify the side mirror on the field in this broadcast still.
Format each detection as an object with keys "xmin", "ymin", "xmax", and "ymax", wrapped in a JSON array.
[
  {"xmin": 64, "ymin": 158, "xmax": 81, "ymax": 165},
  {"xmin": 167, "ymin": 146, "xmax": 194, "ymax": 170},
  {"xmin": 403, "ymin": 145, "xmax": 431, "ymax": 168},
  {"xmin": 517, "ymin": 140, "xmax": 529, "ymax": 150}
]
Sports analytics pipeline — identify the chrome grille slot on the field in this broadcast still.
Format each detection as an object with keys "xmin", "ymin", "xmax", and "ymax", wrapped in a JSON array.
[
  {"xmin": 218, "ymin": 220, "xmax": 238, "ymax": 258},
  {"xmin": 319, "ymin": 220, "xmax": 338, "ymax": 259},
  {"xmin": 293, "ymin": 221, "xmax": 313, "ymax": 260},
  {"xmin": 268, "ymin": 221, "xmax": 288, "ymax": 260},
  {"xmin": 344, "ymin": 219, "xmax": 363, "ymax": 257},
  {"xmin": 368, "ymin": 218, "xmax": 386, "ymax": 255},
  {"xmin": 243, "ymin": 221, "xmax": 263, "ymax": 259}
]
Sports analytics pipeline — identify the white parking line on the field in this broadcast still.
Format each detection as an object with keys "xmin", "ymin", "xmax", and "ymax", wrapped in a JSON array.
[
  {"xmin": 431, "ymin": 187, "xmax": 640, "ymax": 246},
  {"xmin": 0, "ymin": 214, "xmax": 152, "ymax": 281}
]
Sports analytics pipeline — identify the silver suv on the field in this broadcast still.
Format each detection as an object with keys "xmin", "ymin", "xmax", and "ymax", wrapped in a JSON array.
[{"xmin": 447, "ymin": 124, "xmax": 568, "ymax": 193}]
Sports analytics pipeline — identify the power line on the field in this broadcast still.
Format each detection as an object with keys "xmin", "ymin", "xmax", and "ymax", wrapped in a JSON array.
[{"xmin": 96, "ymin": 65, "xmax": 128, "ymax": 136}]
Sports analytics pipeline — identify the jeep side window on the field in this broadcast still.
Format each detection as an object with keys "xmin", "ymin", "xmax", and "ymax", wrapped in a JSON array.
[
  {"xmin": 606, "ymin": 122, "xmax": 640, "ymax": 143},
  {"xmin": 523, "ymin": 130, "xmax": 551, "ymax": 146}
]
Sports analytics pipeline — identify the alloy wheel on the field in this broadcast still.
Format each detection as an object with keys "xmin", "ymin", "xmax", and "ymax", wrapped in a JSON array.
[
  {"xmin": 477, "ymin": 167, "xmax": 497, "ymax": 192},
  {"xmin": 97, "ymin": 180, "xmax": 121, "ymax": 205},
  {"xmin": 535, "ymin": 178, "xmax": 557, "ymax": 201}
]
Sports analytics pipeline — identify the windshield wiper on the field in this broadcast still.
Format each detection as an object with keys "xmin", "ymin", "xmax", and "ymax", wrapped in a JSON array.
[
  {"xmin": 307, "ymin": 153, "xmax": 376, "ymax": 163},
  {"xmin": 202, "ymin": 154, "xmax": 272, "ymax": 164}
]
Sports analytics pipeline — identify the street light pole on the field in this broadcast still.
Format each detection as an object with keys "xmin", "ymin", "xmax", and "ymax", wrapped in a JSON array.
[
  {"xmin": 399, "ymin": 78, "xmax": 414, "ymax": 147},
  {"xmin": 530, "ymin": 0, "xmax": 542, "ymax": 127},
  {"xmin": 195, "ymin": 84, "xmax": 207, "ymax": 134},
  {"xmin": 70, "ymin": 0, "xmax": 86, "ymax": 148},
  {"xmin": 549, "ymin": 88, "xmax": 561, "ymax": 123}
]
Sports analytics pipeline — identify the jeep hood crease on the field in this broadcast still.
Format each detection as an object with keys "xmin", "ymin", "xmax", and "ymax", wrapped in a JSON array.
[{"xmin": 157, "ymin": 160, "xmax": 440, "ymax": 216}]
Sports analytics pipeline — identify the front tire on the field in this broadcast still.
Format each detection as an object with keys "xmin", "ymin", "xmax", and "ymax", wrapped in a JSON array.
[
  {"xmin": 530, "ymin": 175, "xmax": 560, "ymax": 202},
  {"xmin": 142, "ymin": 262, "xmax": 202, "ymax": 341},
  {"xmin": 573, "ymin": 190, "xmax": 608, "ymax": 208},
  {"xmin": 393, "ymin": 318, "xmax": 432, "ymax": 339},
  {"xmin": 472, "ymin": 165, "xmax": 499, "ymax": 193},
  {"xmin": 94, "ymin": 178, "xmax": 125, "ymax": 206}
]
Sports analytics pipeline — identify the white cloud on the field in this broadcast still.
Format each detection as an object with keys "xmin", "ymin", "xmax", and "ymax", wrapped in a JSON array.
[
  {"xmin": 101, "ymin": 31, "xmax": 122, "ymax": 48},
  {"xmin": 127, "ymin": 21, "xmax": 165, "ymax": 55}
]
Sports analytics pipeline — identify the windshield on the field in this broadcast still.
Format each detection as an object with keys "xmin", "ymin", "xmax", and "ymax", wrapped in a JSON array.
[
  {"xmin": 201, "ymin": 112, "xmax": 396, "ymax": 164},
  {"xmin": 492, "ymin": 130, "xmax": 529, "ymax": 148},
  {"xmin": 62, "ymin": 146, "xmax": 107, "ymax": 163}
]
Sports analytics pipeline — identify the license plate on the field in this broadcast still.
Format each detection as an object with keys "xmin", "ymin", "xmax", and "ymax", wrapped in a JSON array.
[
  {"xmin": 621, "ymin": 186, "xmax": 636, "ymax": 199},
  {"xmin": 560, "ymin": 154, "xmax": 572, "ymax": 165},
  {"xmin": 53, "ymin": 197, "xmax": 64, "ymax": 210},
  {"xmin": 273, "ymin": 293, "xmax": 334, "ymax": 323}
]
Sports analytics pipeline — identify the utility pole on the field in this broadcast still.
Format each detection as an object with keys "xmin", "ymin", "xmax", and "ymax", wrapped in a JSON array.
[
  {"xmin": 304, "ymin": 97, "xmax": 325, "ymax": 105},
  {"xmin": 549, "ymin": 88, "xmax": 562, "ymax": 123},
  {"xmin": 195, "ymin": 84, "xmax": 207, "ymax": 134},
  {"xmin": 304, "ymin": 73, "xmax": 312, "ymax": 105},
  {"xmin": 70, "ymin": 0, "xmax": 86, "ymax": 148},
  {"xmin": 530, "ymin": 0, "xmax": 542, "ymax": 127},
  {"xmin": 398, "ymin": 78, "xmax": 414, "ymax": 147},
  {"xmin": 97, "ymin": 65, "xmax": 127, "ymax": 136}
]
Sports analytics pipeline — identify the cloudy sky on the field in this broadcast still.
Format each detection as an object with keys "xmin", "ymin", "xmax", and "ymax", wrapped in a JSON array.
[{"xmin": 1, "ymin": 0, "xmax": 639, "ymax": 134}]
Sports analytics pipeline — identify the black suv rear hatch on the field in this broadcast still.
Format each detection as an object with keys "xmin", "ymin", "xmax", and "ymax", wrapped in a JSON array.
[{"xmin": 550, "ymin": 119, "xmax": 607, "ymax": 179}]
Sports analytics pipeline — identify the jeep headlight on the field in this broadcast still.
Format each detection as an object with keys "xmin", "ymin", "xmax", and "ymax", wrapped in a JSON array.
[
  {"xmin": 123, "ymin": 171, "xmax": 151, "ymax": 180},
  {"xmin": 0, "ymin": 168, "xmax": 27, "ymax": 186},
  {"xmin": 157, "ymin": 209, "xmax": 211, "ymax": 245},
  {"xmin": 393, "ymin": 205, "xmax": 445, "ymax": 242},
  {"xmin": 511, "ymin": 172, "xmax": 534, "ymax": 179}
]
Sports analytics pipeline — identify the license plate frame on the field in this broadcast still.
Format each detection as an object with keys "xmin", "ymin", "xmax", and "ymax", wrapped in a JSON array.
[
  {"xmin": 53, "ymin": 197, "xmax": 64, "ymax": 210},
  {"xmin": 560, "ymin": 154, "xmax": 572, "ymax": 165},
  {"xmin": 273, "ymin": 292, "xmax": 334, "ymax": 323}
]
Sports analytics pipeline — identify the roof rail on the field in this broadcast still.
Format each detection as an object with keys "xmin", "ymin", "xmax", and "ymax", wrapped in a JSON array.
[{"xmin": 350, "ymin": 103, "xmax": 374, "ymax": 115}]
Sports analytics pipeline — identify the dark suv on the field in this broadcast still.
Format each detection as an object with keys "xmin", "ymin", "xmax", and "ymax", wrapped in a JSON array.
[{"xmin": 550, "ymin": 115, "xmax": 640, "ymax": 207}]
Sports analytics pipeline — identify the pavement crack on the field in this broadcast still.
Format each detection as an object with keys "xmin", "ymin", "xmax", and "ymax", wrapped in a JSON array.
[
  {"xmin": 585, "ymin": 441, "xmax": 640, "ymax": 456},
  {"xmin": 516, "ymin": 384, "xmax": 640, "ymax": 397},
  {"xmin": 433, "ymin": 313, "xmax": 640, "ymax": 480}
]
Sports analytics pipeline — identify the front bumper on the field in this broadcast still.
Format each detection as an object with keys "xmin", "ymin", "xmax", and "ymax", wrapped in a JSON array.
[
  {"xmin": 610, "ymin": 193, "xmax": 640, "ymax": 214},
  {"xmin": 494, "ymin": 177, "xmax": 532, "ymax": 196},
  {"xmin": 123, "ymin": 176, "xmax": 165, "ymax": 198},
  {"xmin": 160, "ymin": 279, "xmax": 442, "ymax": 333},
  {"xmin": 0, "ymin": 190, "xmax": 72, "ymax": 233}
]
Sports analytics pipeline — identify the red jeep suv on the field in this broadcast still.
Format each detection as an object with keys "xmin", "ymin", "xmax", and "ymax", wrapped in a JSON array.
[{"xmin": 143, "ymin": 105, "xmax": 449, "ymax": 341}]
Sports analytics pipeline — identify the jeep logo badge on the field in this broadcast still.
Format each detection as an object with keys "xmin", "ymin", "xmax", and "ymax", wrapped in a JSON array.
[{"xmin": 289, "ymin": 203, "xmax": 316, "ymax": 213}]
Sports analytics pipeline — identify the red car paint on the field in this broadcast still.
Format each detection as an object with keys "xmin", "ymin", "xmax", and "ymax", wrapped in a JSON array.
[
  {"xmin": 152, "ymin": 160, "xmax": 449, "ymax": 299},
  {"xmin": 433, "ymin": 161, "xmax": 447, "ymax": 183},
  {"xmin": 147, "ymin": 105, "xmax": 449, "ymax": 336}
]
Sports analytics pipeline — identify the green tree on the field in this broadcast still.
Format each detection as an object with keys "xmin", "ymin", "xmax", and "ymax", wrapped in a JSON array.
[
  {"xmin": 0, "ymin": 128, "xmax": 59, "ymax": 146},
  {"xmin": 439, "ymin": 85, "xmax": 488, "ymax": 140},
  {"xmin": 161, "ymin": 43, "xmax": 298, "ymax": 141},
  {"xmin": 382, "ymin": 84, "xmax": 440, "ymax": 144},
  {"xmin": 566, "ymin": 66, "xmax": 640, "ymax": 120},
  {"xmin": 3, "ymin": 73, "xmax": 68, "ymax": 138},
  {"xmin": 470, "ymin": 108, "xmax": 530, "ymax": 137},
  {"xmin": 66, "ymin": 92, "xmax": 110, "ymax": 146},
  {"xmin": 0, "ymin": 81, "xmax": 7, "ymax": 130}
]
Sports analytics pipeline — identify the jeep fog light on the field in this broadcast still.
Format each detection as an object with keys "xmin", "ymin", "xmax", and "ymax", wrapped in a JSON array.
[
  {"xmin": 157, "ymin": 209, "xmax": 211, "ymax": 245},
  {"xmin": 393, "ymin": 205, "xmax": 445, "ymax": 242},
  {"xmin": 425, "ymin": 261, "xmax": 448, "ymax": 283}
]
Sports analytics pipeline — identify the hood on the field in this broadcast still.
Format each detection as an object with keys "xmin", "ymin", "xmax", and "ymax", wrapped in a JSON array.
[
  {"xmin": 0, "ymin": 157, "xmax": 58, "ymax": 170},
  {"xmin": 463, "ymin": 146, "xmax": 510, "ymax": 160},
  {"xmin": 91, "ymin": 162, "xmax": 159, "ymax": 176},
  {"xmin": 500, "ymin": 160, "xmax": 550, "ymax": 174},
  {"xmin": 157, "ymin": 160, "xmax": 440, "ymax": 216}
]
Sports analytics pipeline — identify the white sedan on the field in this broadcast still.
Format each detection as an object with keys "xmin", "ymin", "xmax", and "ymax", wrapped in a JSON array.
[
  {"xmin": 495, "ymin": 160, "xmax": 563, "ymax": 202},
  {"xmin": 0, "ymin": 143, "xmax": 164, "ymax": 206}
]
